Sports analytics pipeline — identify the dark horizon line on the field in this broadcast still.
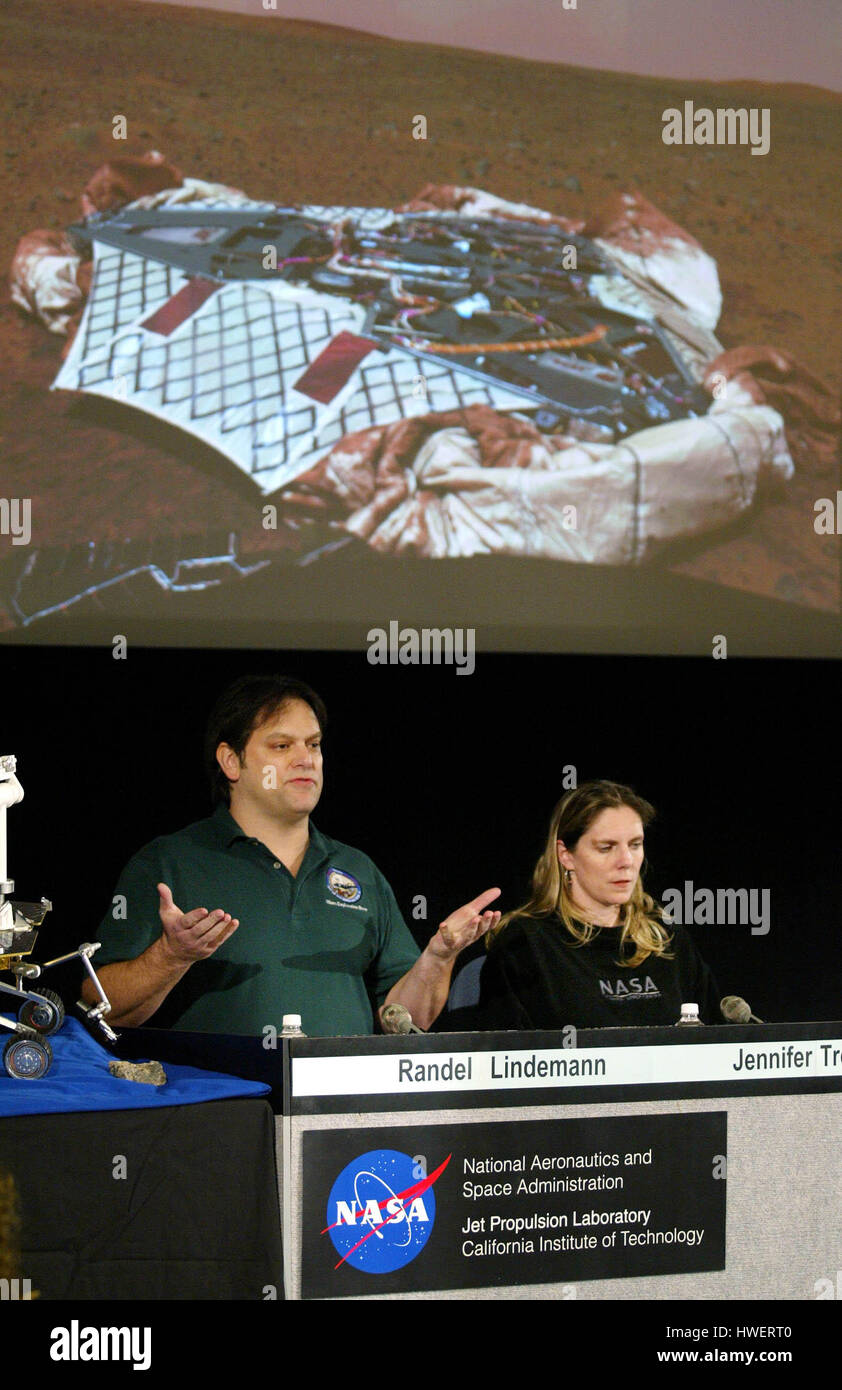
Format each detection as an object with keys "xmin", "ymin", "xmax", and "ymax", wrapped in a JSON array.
[{"xmin": 75, "ymin": 0, "xmax": 842, "ymax": 99}]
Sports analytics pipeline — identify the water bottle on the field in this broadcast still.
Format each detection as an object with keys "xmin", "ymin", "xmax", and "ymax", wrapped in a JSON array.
[
  {"xmin": 675, "ymin": 1002, "xmax": 703, "ymax": 1027},
  {"xmin": 281, "ymin": 1013, "xmax": 306, "ymax": 1037}
]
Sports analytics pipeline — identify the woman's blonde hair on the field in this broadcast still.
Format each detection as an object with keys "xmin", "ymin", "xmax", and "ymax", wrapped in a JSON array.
[{"xmin": 488, "ymin": 779, "xmax": 672, "ymax": 967}]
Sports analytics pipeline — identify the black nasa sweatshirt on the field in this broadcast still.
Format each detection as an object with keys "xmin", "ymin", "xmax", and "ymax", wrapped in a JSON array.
[{"xmin": 477, "ymin": 914, "xmax": 721, "ymax": 1030}]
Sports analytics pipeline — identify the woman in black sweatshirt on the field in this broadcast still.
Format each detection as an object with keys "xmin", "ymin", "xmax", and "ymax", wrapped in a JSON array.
[{"xmin": 477, "ymin": 779, "xmax": 720, "ymax": 1030}]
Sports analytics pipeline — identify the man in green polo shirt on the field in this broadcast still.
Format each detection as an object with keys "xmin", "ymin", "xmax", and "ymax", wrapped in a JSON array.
[{"xmin": 83, "ymin": 674, "xmax": 500, "ymax": 1037}]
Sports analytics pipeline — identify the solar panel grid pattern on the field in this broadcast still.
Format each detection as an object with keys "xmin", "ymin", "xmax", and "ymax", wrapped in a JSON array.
[{"xmin": 57, "ymin": 232, "xmax": 531, "ymax": 491}]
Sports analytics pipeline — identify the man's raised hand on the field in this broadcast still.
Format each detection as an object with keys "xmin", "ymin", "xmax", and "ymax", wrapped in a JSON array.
[
  {"xmin": 429, "ymin": 886, "xmax": 502, "ymax": 960},
  {"xmin": 156, "ymin": 882, "xmax": 239, "ymax": 963}
]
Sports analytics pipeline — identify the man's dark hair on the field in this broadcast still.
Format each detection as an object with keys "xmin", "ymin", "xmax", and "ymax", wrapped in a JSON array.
[{"xmin": 205, "ymin": 675, "xmax": 327, "ymax": 806}]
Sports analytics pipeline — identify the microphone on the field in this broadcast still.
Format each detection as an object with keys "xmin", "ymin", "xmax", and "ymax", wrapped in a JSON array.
[
  {"xmin": 380, "ymin": 1003, "xmax": 425, "ymax": 1035},
  {"xmin": 721, "ymin": 995, "xmax": 764, "ymax": 1024}
]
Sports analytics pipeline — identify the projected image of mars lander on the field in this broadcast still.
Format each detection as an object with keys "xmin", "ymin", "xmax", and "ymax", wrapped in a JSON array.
[{"xmin": 0, "ymin": 754, "xmax": 116, "ymax": 1079}]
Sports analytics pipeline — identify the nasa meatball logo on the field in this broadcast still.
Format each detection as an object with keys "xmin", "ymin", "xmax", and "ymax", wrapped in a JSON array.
[
  {"xmin": 326, "ymin": 867, "xmax": 362, "ymax": 903},
  {"xmin": 323, "ymin": 1149, "xmax": 451, "ymax": 1273}
]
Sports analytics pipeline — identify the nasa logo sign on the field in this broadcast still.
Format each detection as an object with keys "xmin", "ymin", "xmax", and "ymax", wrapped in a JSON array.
[
  {"xmin": 326, "ymin": 867, "xmax": 362, "ymax": 903},
  {"xmin": 323, "ymin": 1149, "xmax": 451, "ymax": 1273}
]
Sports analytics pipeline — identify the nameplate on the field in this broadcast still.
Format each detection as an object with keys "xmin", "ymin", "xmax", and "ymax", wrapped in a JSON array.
[{"xmin": 292, "ymin": 1037, "xmax": 842, "ymax": 1100}]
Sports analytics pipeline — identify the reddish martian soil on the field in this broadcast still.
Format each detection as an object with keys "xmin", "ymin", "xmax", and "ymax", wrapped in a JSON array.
[{"xmin": 0, "ymin": 0, "xmax": 839, "ymax": 621}]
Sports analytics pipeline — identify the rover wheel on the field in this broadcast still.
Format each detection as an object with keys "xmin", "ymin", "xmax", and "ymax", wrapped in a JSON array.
[
  {"xmin": 3, "ymin": 1034, "xmax": 53, "ymax": 1079},
  {"xmin": 18, "ymin": 988, "xmax": 65, "ymax": 1035}
]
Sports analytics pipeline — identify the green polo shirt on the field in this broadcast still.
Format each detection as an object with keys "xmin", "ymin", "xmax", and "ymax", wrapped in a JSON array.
[{"xmin": 95, "ymin": 805, "xmax": 420, "ymax": 1037}]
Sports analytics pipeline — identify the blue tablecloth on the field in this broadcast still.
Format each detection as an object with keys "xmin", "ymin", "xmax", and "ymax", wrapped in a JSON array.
[{"xmin": 0, "ymin": 1014, "xmax": 269, "ymax": 1117}]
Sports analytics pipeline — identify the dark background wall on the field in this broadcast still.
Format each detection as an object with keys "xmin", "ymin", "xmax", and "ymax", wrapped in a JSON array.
[{"xmin": 2, "ymin": 643, "xmax": 838, "ymax": 1023}]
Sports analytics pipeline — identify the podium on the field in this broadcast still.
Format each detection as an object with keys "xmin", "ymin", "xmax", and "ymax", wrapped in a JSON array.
[{"xmin": 278, "ymin": 1020, "xmax": 842, "ymax": 1300}]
